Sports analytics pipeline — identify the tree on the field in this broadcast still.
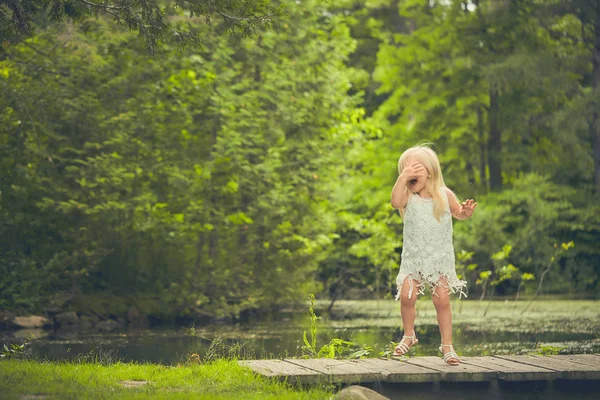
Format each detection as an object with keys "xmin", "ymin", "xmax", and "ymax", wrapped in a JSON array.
[
  {"xmin": 320, "ymin": 0, "xmax": 600, "ymax": 301},
  {"xmin": 0, "ymin": 0, "xmax": 284, "ymax": 54},
  {"xmin": 533, "ymin": 0, "xmax": 600, "ymax": 193},
  {"xmin": 372, "ymin": 0, "xmax": 575, "ymax": 193},
  {"xmin": 0, "ymin": 0, "xmax": 368, "ymax": 317}
]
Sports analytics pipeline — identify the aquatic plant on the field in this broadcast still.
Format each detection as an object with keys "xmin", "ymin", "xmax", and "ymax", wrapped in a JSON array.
[
  {"xmin": 301, "ymin": 294, "xmax": 372, "ymax": 359},
  {"xmin": 0, "ymin": 334, "xmax": 34, "ymax": 360}
]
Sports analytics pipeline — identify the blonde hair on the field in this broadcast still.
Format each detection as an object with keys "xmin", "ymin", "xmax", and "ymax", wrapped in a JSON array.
[{"xmin": 398, "ymin": 144, "xmax": 453, "ymax": 221}]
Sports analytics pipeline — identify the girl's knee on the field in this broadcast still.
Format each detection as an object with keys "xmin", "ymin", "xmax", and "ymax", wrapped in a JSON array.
[
  {"xmin": 400, "ymin": 279, "xmax": 420, "ymax": 305},
  {"xmin": 432, "ymin": 291, "xmax": 451, "ymax": 308},
  {"xmin": 400, "ymin": 292, "xmax": 417, "ymax": 307}
]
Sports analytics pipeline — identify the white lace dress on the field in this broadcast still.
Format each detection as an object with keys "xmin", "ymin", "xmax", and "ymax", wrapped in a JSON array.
[{"xmin": 395, "ymin": 187, "xmax": 467, "ymax": 300}]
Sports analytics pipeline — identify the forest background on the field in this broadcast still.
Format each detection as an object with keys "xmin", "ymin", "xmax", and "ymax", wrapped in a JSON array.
[{"xmin": 1, "ymin": 0, "xmax": 599, "ymax": 324}]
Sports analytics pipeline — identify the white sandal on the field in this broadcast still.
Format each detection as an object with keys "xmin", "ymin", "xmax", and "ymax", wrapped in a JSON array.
[
  {"xmin": 439, "ymin": 344, "xmax": 460, "ymax": 365},
  {"xmin": 392, "ymin": 333, "xmax": 419, "ymax": 357}
]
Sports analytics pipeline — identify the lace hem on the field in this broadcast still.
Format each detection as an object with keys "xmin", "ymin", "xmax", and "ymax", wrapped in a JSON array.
[{"xmin": 395, "ymin": 271, "xmax": 468, "ymax": 301}]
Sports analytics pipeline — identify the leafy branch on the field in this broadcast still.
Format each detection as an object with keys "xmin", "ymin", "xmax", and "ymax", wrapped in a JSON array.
[
  {"xmin": 522, "ymin": 241, "xmax": 575, "ymax": 314},
  {"xmin": 301, "ymin": 294, "xmax": 372, "ymax": 359},
  {"xmin": 1, "ymin": 0, "xmax": 285, "ymax": 54}
]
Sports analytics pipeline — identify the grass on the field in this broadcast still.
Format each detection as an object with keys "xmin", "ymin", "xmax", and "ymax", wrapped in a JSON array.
[{"xmin": 0, "ymin": 359, "xmax": 333, "ymax": 400}]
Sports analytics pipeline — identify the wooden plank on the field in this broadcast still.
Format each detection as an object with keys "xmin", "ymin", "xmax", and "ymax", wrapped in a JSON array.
[
  {"xmin": 357, "ymin": 358, "xmax": 441, "ymax": 383},
  {"xmin": 238, "ymin": 360, "xmax": 324, "ymax": 384},
  {"xmin": 462, "ymin": 356, "xmax": 557, "ymax": 381},
  {"xmin": 403, "ymin": 356, "xmax": 497, "ymax": 382},
  {"xmin": 241, "ymin": 355, "xmax": 600, "ymax": 385},
  {"xmin": 284, "ymin": 358, "xmax": 385, "ymax": 384},
  {"xmin": 549, "ymin": 354, "xmax": 600, "ymax": 368},
  {"xmin": 495, "ymin": 355, "xmax": 600, "ymax": 380}
]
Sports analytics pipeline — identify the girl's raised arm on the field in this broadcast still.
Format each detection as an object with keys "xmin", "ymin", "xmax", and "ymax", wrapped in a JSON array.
[
  {"xmin": 391, "ymin": 175, "xmax": 410, "ymax": 210},
  {"xmin": 391, "ymin": 161, "xmax": 423, "ymax": 210},
  {"xmin": 445, "ymin": 187, "xmax": 477, "ymax": 220}
]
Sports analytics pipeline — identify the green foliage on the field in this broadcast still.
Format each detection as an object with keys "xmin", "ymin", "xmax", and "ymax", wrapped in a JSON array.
[
  {"xmin": 0, "ymin": 1, "xmax": 367, "ymax": 318},
  {"xmin": 455, "ymin": 174, "xmax": 598, "ymax": 297},
  {"xmin": 0, "ymin": 334, "xmax": 35, "ymax": 360},
  {"xmin": 0, "ymin": 256, "xmax": 48, "ymax": 310},
  {"xmin": 0, "ymin": 0, "xmax": 285, "ymax": 54},
  {"xmin": 301, "ymin": 294, "xmax": 320, "ymax": 357},
  {"xmin": 316, "ymin": 0, "xmax": 599, "ymax": 303},
  {"xmin": 301, "ymin": 294, "xmax": 372, "ymax": 359},
  {"xmin": 181, "ymin": 327, "xmax": 246, "ymax": 364},
  {"xmin": 1, "ymin": 0, "xmax": 599, "ymax": 321},
  {"xmin": 529, "ymin": 345, "xmax": 566, "ymax": 356},
  {"xmin": 72, "ymin": 348, "xmax": 121, "ymax": 365},
  {"xmin": 522, "ymin": 240, "xmax": 575, "ymax": 313},
  {"xmin": 198, "ymin": 336, "xmax": 247, "ymax": 363}
]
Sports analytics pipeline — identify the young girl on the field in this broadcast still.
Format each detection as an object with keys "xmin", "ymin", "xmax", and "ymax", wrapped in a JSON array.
[{"xmin": 390, "ymin": 145, "xmax": 477, "ymax": 365}]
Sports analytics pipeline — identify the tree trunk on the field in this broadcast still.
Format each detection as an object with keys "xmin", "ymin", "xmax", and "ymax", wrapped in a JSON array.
[
  {"xmin": 487, "ymin": 88, "xmax": 502, "ymax": 191},
  {"xmin": 193, "ymin": 231, "xmax": 205, "ymax": 288},
  {"xmin": 592, "ymin": 2, "xmax": 600, "ymax": 193},
  {"xmin": 465, "ymin": 161, "xmax": 475, "ymax": 187},
  {"xmin": 478, "ymin": 105, "xmax": 487, "ymax": 192}
]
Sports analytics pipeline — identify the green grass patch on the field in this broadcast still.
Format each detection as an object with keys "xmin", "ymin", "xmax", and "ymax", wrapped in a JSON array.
[{"xmin": 0, "ymin": 359, "xmax": 332, "ymax": 399}]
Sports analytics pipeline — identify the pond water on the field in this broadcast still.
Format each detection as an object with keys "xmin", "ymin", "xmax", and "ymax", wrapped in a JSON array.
[{"xmin": 2, "ymin": 299, "xmax": 599, "ymax": 364}]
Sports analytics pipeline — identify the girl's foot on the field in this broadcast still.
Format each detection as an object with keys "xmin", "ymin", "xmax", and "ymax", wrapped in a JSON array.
[
  {"xmin": 392, "ymin": 332, "xmax": 419, "ymax": 357},
  {"xmin": 439, "ymin": 344, "xmax": 460, "ymax": 365}
]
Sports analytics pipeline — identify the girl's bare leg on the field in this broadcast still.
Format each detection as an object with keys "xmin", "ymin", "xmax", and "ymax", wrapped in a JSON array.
[
  {"xmin": 399, "ymin": 278, "xmax": 420, "ymax": 344},
  {"xmin": 432, "ymin": 278, "xmax": 458, "ymax": 361}
]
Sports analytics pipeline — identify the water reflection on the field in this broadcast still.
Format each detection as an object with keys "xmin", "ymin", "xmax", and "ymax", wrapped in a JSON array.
[
  {"xmin": 2, "ymin": 299, "xmax": 599, "ymax": 363},
  {"xmin": 0, "ymin": 323, "xmax": 596, "ymax": 364}
]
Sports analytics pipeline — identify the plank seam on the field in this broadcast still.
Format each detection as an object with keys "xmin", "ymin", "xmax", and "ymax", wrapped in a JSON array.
[
  {"xmin": 460, "ymin": 360, "xmax": 503, "ymax": 372},
  {"xmin": 458, "ymin": 361, "xmax": 499, "ymax": 372},
  {"xmin": 547, "ymin": 355, "xmax": 600, "ymax": 369},
  {"xmin": 283, "ymin": 359, "xmax": 386, "ymax": 383},
  {"xmin": 493, "ymin": 356, "xmax": 562, "ymax": 372},
  {"xmin": 402, "ymin": 363, "xmax": 498, "ymax": 381},
  {"xmin": 486, "ymin": 357, "xmax": 558, "ymax": 372},
  {"xmin": 242, "ymin": 360, "xmax": 323, "ymax": 377},
  {"xmin": 352, "ymin": 359, "xmax": 439, "ymax": 377},
  {"xmin": 398, "ymin": 358, "xmax": 451, "ymax": 373},
  {"xmin": 283, "ymin": 359, "xmax": 338, "ymax": 375}
]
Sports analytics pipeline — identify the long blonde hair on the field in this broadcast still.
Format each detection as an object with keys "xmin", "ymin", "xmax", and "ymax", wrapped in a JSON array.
[{"xmin": 398, "ymin": 144, "xmax": 451, "ymax": 221}]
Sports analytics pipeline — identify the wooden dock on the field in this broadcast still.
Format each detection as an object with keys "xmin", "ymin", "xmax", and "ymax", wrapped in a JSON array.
[{"xmin": 239, "ymin": 354, "xmax": 600, "ymax": 385}]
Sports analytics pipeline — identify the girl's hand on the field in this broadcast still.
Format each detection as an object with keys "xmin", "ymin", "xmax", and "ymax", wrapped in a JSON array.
[
  {"xmin": 401, "ymin": 161, "xmax": 426, "ymax": 180},
  {"xmin": 460, "ymin": 199, "xmax": 478, "ymax": 218}
]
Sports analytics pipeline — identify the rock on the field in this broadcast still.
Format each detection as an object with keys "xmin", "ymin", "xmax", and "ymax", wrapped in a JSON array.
[
  {"xmin": 78, "ymin": 320, "xmax": 94, "ymax": 331},
  {"xmin": 127, "ymin": 306, "xmax": 141, "ymax": 322},
  {"xmin": 96, "ymin": 319, "xmax": 121, "ymax": 332},
  {"xmin": 79, "ymin": 314, "xmax": 100, "ymax": 331},
  {"xmin": 55, "ymin": 312, "xmax": 79, "ymax": 327},
  {"xmin": 0, "ymin": 310, "xmax": 17, "ymax": 330},
  {"xmin": 80, "ymin": 314, "xmax": 100, "ymax": 324},
  {"xmin": 334, "ymin": 386, "xmax": 390, "ymax": 400},
  {"xmin": 126, "ymin": 306, "xmax": 149, "ymax": 329},
  {"xmin": 13, "ymin": 315, "xmax": 49, "ymax": 329}
]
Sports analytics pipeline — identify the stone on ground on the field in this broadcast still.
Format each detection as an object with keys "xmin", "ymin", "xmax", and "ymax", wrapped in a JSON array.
[
  {"xmin": 334, "ymin": 385, "xmax": 389, "ymax": 400},
  {"xmin": 13, "ymin": 316, "xmax": 49, "ymax": 329}
]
